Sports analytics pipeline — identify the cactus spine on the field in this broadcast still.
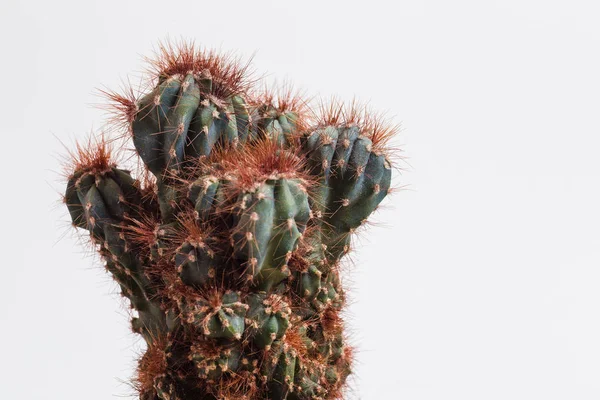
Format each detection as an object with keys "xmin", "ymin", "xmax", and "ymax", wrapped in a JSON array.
[{"xmin": 64, "ymin": 42, "xmax": 397, "ymax": 400}]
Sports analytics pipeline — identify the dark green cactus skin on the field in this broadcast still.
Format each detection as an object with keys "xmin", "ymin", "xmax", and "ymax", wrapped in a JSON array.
[
  {"xmin": 246, "ymin": 293, "xmax": 291, "ymax": 349},
  {"xmin": 65, "ymin": 167, "xmax": 169, "ymax": 343},
  {"xmin": 253, "ymin": 103, "xmax": 299, "ymax": 146},
  {"xmin": 180, "ymin": 291, "xmax": 248, "ymax": 340},
  {"xmin": 231, "ymin": 178, "xmax": 311, "ymax": 291},
  {"xmin": 174, "ymin": 238, "xmax": 220, "ymax": 289},
  {"xmin": 65, "ymin": 50, "xmax": 394, "ymax": 400},
  {"xmin": 132, "ymin": 73, "xmax": 252, "ymax": 178},
  {"xmin": 303, "ymin": 126, "xmax": 392, "ymax": 263}
]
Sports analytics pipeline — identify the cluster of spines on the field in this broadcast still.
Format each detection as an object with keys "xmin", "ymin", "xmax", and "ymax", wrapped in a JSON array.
[{"xmin": 65, "ymin": 41, "xmax": 397, "ymax": 400}]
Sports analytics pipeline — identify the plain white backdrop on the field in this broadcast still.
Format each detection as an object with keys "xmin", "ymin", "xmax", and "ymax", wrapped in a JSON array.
[{"xmin": 2, "ymin": 0, "xmax": 600, "ymax": 399}]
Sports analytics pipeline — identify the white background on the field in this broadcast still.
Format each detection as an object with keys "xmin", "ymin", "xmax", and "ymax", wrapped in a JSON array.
[{"xmin": 2, "ymin": 1, "xmax": 600, "ymax": 399}]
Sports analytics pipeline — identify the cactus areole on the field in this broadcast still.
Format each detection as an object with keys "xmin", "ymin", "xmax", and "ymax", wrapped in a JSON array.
[{"xmin": 64, "ymin": 42, "xmax": 398, "ymax": 400}]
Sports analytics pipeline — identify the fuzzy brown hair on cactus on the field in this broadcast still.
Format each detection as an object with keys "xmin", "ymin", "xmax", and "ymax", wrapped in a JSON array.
[{"xmin": 63, "ymin": 40, "xmax": 400, "ymax": 400}]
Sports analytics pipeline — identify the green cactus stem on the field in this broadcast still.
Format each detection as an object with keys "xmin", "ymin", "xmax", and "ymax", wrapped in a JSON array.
[{"xmin": 64, "ymin": 42, "xmax": 399, "ymax": 400}]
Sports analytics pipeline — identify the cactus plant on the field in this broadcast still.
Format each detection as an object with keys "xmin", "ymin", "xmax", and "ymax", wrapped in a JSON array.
[{"xmin": 64, "ymin": 42, "xmax": 398, "ymax": 400}]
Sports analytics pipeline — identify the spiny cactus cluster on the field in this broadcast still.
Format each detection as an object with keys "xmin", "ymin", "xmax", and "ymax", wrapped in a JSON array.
[{"xmin": 64, "ymin": 42, "xmax": 398, "ymax": 400}]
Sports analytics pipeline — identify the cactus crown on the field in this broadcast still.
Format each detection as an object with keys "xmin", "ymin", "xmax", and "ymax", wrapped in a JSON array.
[{"xmin": 64, "ymin": 41, "xmax": 399, "ymax": 400}]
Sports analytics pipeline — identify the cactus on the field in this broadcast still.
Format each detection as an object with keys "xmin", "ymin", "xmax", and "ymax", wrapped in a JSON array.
[{"xmin": 64, "ymin": 42, "xmax": 398, "ymax": 400}]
